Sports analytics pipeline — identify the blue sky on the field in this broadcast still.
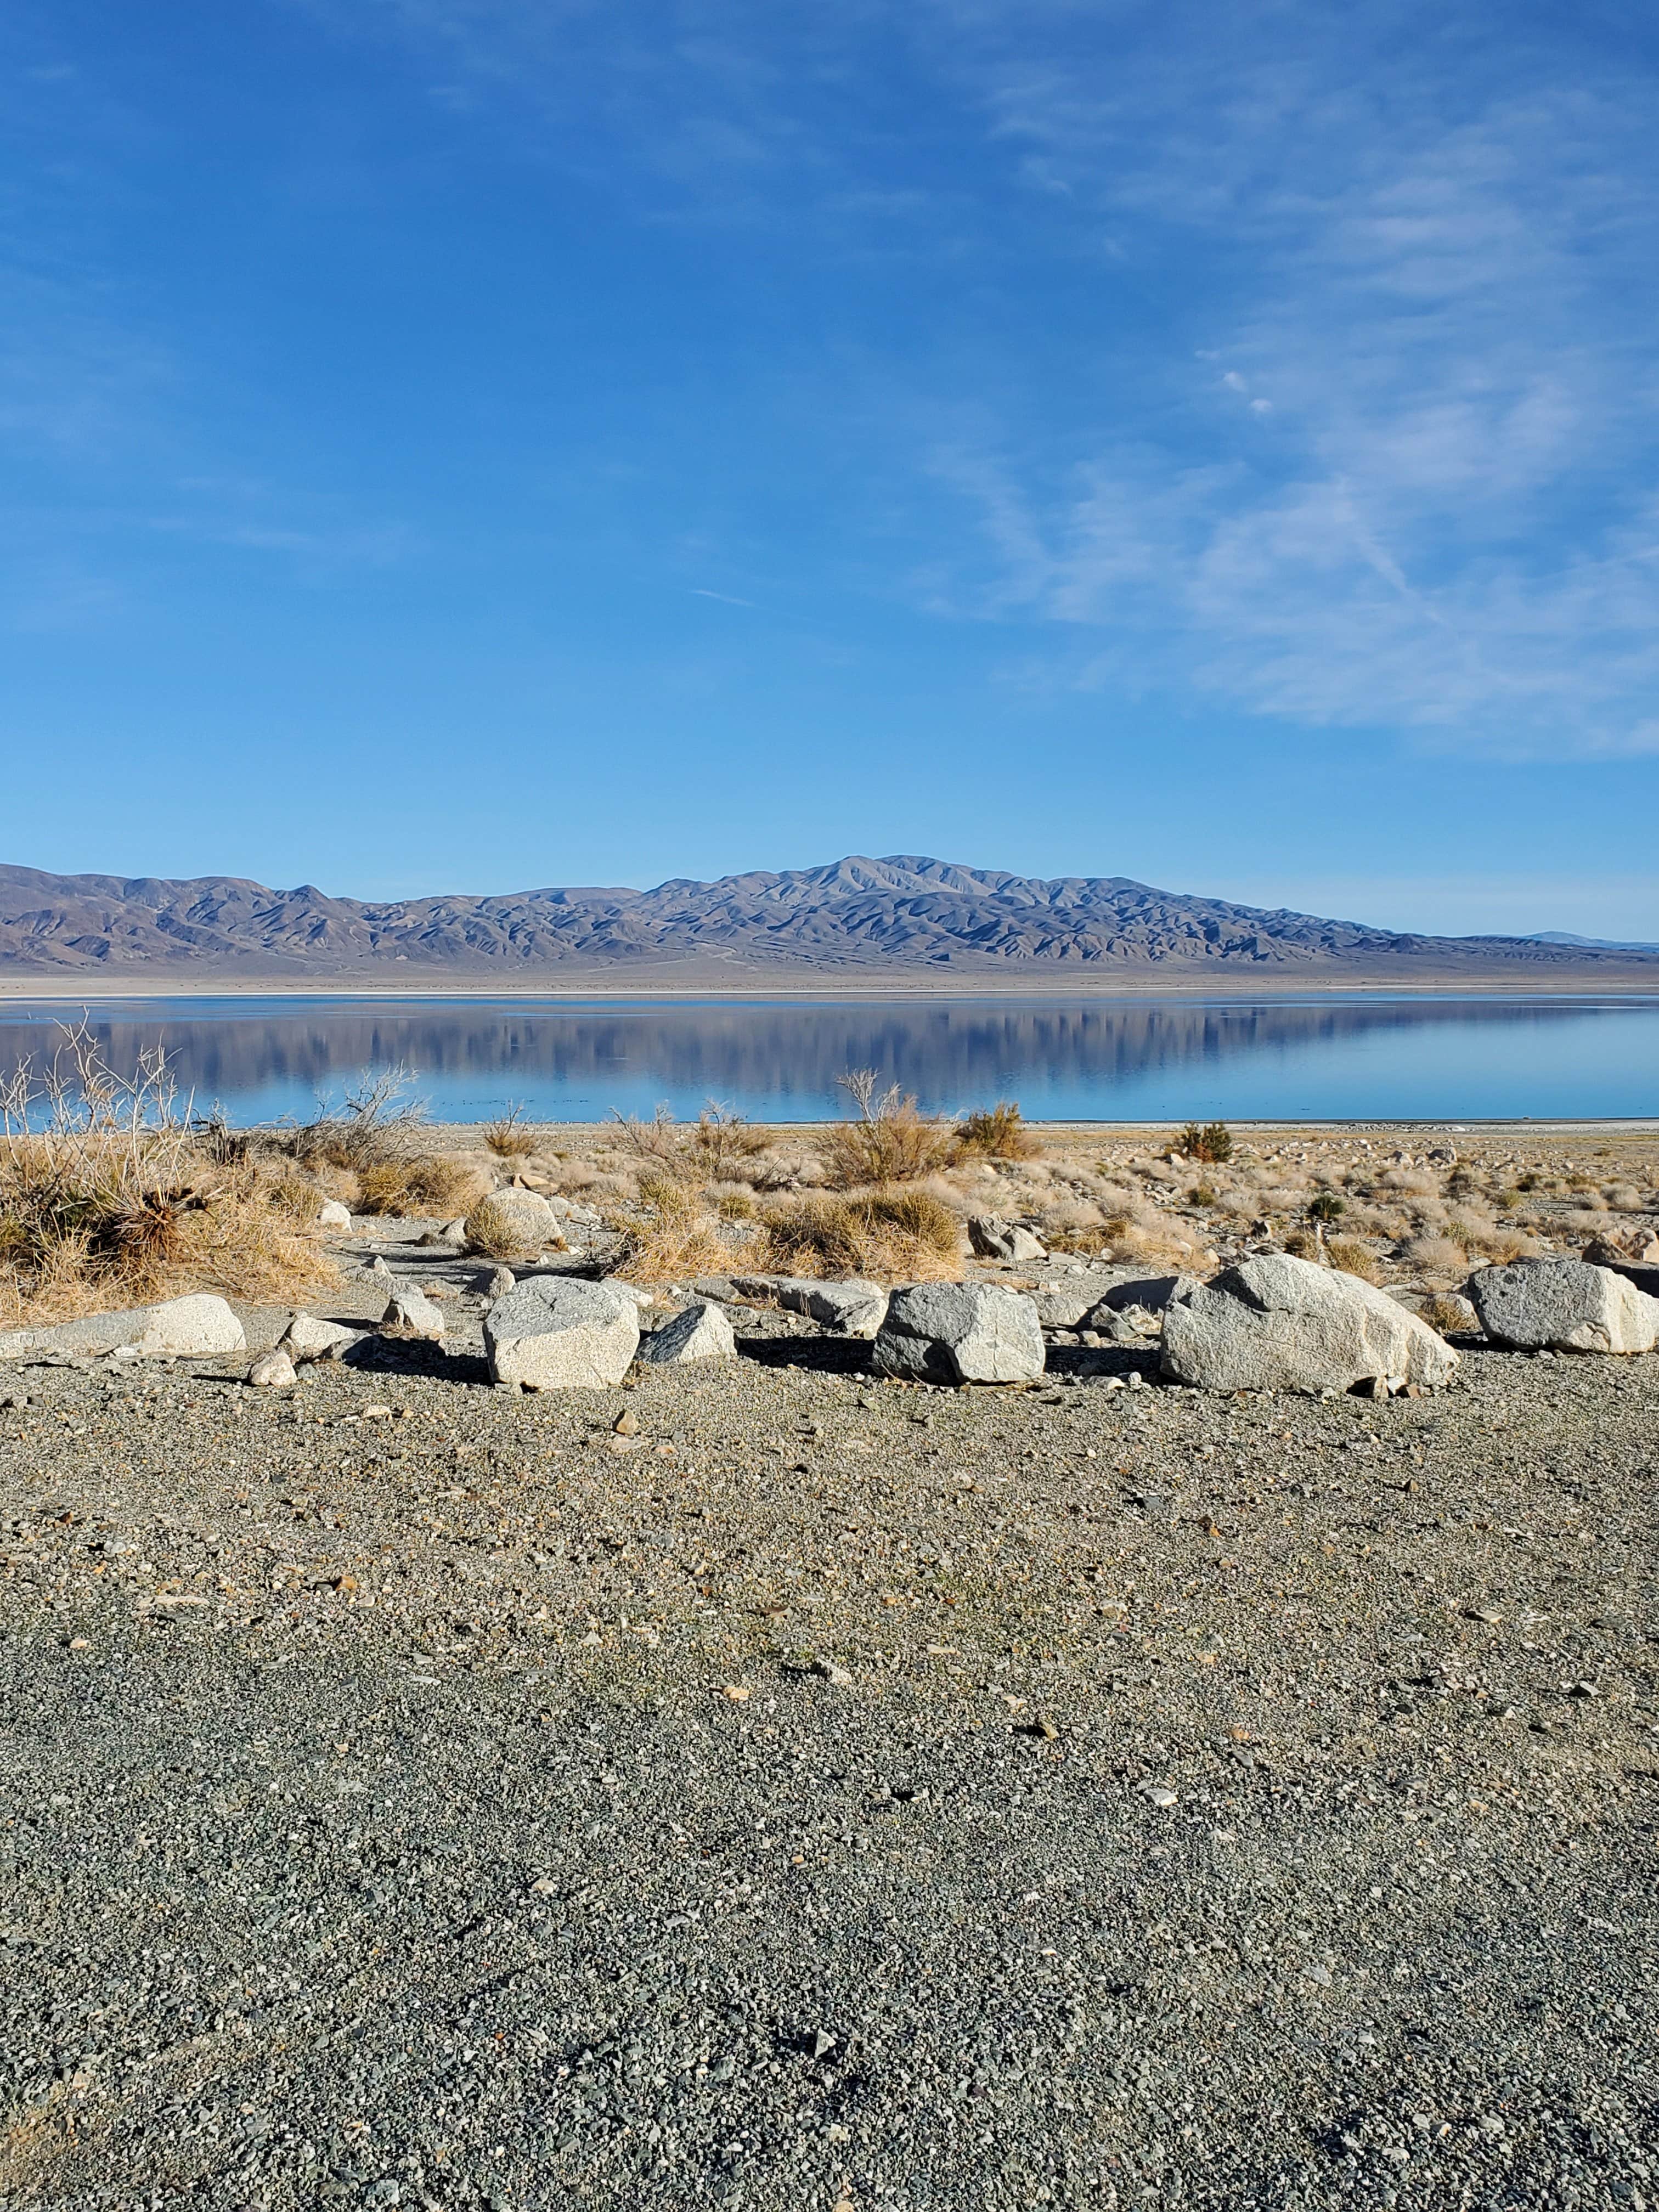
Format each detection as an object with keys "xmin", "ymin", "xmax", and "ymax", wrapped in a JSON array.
[{"xmin": 3, "ymin": 0, "xmax": 1658, "ymax": 937}]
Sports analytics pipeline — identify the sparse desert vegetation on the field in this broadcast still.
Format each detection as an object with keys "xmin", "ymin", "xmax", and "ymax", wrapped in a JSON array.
[{"xmin": 5, "ymin": 1031, "xmax": 1657, "ymax": 1328}]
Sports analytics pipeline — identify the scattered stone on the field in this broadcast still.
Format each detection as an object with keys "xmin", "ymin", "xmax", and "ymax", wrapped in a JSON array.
[
  {"xmin": 486, "ymin": 1267, "xmax": 516, "ymax": 1300},
  {"xmin": 379, "ymin": 1288, "xmax": 447, "ymax": 1342},
  {"xmin": 0, "ymin": 1294, "xmax": 246, "ymax": 1364},
  {"xmin": 873, "ymin": 1283, "xmax": 1045, "ymax": 1386},
  {"xmin": 776, "ymin": 1277, "xmax": 889, "ymax": 1338},
  {"xmin": 638, "ymin": 1300, "xmax": 737, "ymax": 1365},
  {"xmin": 369, "ymin": 1256, "xmax": 393, "ymax": 1284},
  {"xmin": 1469, "ymin": 1257, "xmax": 1659, "ymax": 1355},
  {"xmin": 814, "ymin": 1658, "xmax": 854, "ymax": 1687},
  {"xmin": 316, "ymin": 1197, "xmax": 353, "ymax": 1230},
  {"xmin": 278, "ymin": 1312, "xmax": 363, "ymax": 1364},
  {"xmin": 1160, "ymin": 1255, "xmax": 1459, "ymax": 1394},
  {"xmin": 614, "ymin": 1410, "xmax": 640, "ymax": 1435},
  {"xmin": 484, "ymin": 1278, "xmax": 640, "ymax": 1390},
  {"xmin": 967, "ymin": 1215, "xmax": 1047, "ymax": 1263},
  {"xmin": 246, "ymin": 1349, "xmax": 297, "ymax": 1389}
]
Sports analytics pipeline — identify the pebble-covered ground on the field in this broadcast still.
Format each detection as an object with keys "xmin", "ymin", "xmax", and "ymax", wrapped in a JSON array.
[{"xmin": 2, "ymin": 1232, "xmax": 1657, "ymax": 2210}]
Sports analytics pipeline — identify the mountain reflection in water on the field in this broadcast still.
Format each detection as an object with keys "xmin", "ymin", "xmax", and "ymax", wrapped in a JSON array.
[{"xmin": 0, "ymin": 993, "xmax": 1655, "ymax": 1122}]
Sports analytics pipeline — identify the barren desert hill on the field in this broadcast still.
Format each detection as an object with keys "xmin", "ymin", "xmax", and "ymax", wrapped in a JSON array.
[{"xmin": 1, "ymin": 854, "xmax": 1655, "ymax": 986}]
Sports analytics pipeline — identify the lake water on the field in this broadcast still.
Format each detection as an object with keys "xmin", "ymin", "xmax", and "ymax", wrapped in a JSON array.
[{"xmin": 0, "ymin": 992, "xmax": 1656, "ymax": 1125}]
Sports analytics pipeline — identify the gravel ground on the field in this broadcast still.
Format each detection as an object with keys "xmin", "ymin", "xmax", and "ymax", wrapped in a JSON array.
[{"xmin": 3, "ymin": 1238, "xmax": 1657, "ymax": 2210}]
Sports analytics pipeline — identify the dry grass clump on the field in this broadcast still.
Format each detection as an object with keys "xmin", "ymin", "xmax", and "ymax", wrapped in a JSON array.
[
  {"xmin": 482, "ymin": 1103, "xmax": 539, "ymax": 1159},
  {"xmin": 822, "ymin": 1074, "xmax": 956, "ymax": 1189},
  {"xmin": 691, "ymin": 1105, "xmax": 769, "ymax": 1180},
  {"xmin": 354, "ymin": 1155, "xmax": 488, "ymax": 1218},
  {"xmin": 1325, "ymin": 1236, "xmax": 1384, "ymax": 1284},
  {"xmin": 761, "ymin": 1187, "xmax": 961, "ymax": 1282},
  {"xmin": 957, "ymin": 1102, "xmax": 1038, "ymax": 1160},
  {"xmin": 610, "ymin": 1173, "xmax": 731, "ymax": 1285},
  {"xmin": 0, "ymin": 1025, "xmax": 335, "ymax": 1326},
  {"xmin": 1419, "ymin": 1292, "xmax": 1477, "ymax": 1337},
  {"xmin": 1404, "ymin": 1233, "xmax": 1470, "ymax": 1278}
]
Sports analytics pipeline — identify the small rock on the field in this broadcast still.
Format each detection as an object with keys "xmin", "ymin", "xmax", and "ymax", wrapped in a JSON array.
[
  {"xmin": 369, "ymin": 1256, "xmax": 393, "ymax": 1283},
  {"xmin": 1139, "ymin": 1783, "xmax": 1178, "ymax": 1808},
  {"xmin": 379, "ymin": 1288, "xmax": 446, "ymax": 1342},
  {"xmin": 317, "ymin": 1197, "xmax": 353, "ymax": 1230},
  {"xmin": 246, "ymin": 1349, "xmax": 297, "ymax": 1389},
  {"xmin": 637, "ymin": 1300, "xmax": 737, "ymax": 1365},
  {"xmin": 487, "ymin": 1266, "xmax": 516, "ymax": 1300},
  {"xmin": 614, "ymin": 1409, "xmax": 640, "ymax": 1435},
  {"xmin": 967, "ymin": 1215, "xmax": 1047, "ymax": 1263},
  {"xmin": 814, "ymin": 1658, "xmax": 854, "ymax": 1688},
  {"xmin": 279, "ymin": 1312, "xmax": 362, "ymax": 1364}
]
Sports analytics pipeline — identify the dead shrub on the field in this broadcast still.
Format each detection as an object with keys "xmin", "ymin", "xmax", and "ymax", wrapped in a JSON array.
[
  {"xmin": 822, "ymin": 1072, "xmax": 955, "ymax": 1188},
  {"xmin": 355, "ymin": 1156, "xmax": 488, "ymax": 1218},
  {"xmin": 287, "ymin": 1068, "xmax": 427, "ymax": 1170},
  {"xmin": 956, "ymin": 1102, "xmax": 1038, "ymax": 1160},
  {"xmin": 482, "ymin": 1103, "xmax": 539, "ymax": 1159},
  {"xmin": 691, "ymin": 1104, "xmax": 769, "ymax": 1180}
]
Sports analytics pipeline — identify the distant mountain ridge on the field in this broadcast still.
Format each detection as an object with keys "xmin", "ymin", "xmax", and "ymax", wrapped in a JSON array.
[{"xmin": 1, "ymin": 856, "xmax": 1656, "ymax": 983}]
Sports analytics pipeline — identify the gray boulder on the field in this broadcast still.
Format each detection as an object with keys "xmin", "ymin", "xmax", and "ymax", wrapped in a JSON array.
[
  {"xmin": 1468, "ymin": 1258, "xmax": 1659, "ymax": 1355},
  {"xmin": 486, "ymin": 1277, "xmax": 640, "ymax": 1390},
  {"xmin": 279, "ymin": 1312, "xmax": 364, "ymax": 1364},
  {"xmin": 967, "ymin": 1216, "xmax": 1047, "ymax": 1263},
  {"xmin": 777, "ymin": 1277, "xmax": 889, "ymax": 1338},
  {"xmin": 873, "ymin": 1283, "xmax": 1045, "ymax": 1386},
  {"xmin": 1161, "ymin": 1255, "xmax": 1459, "ymax": 1394},
  {"xmin": 379, "ymin": 1288, "xmax": 446, "ymax": 1342},
  {"xmin": 0, "ymin": 1293, "xmax": 246, "ymax": 1363},
  {"xmin": 638, "ymin": 1301, "xmax": 736, "ymax": 1365}
]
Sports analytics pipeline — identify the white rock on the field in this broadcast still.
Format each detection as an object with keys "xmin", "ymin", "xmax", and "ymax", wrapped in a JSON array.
[
  {"xmin": 369, "ymin": 1256, "xmax": 393, "ymax": 1283},
  {"xmin": 279, "ymin": 1312, "xmax": 363, "ymax": 1364},
  {"xmin": 607, "ymin": 1281, "xmax": 655, "ymax": 1308},
  {"xmin": 379, "ymin": 1288, "xmax": 447, "ymax": 1342},
  {"xmin": 486, "ymin": 1266, "xmax": 516, "ymax": 1301},
  {"xmin": 0, "ymin": 1293, "xmax": 247, "ymax": 1363},
  {"xmin": 317, "ymin": 1198, "xmax": 353, "ymax": 1231},
  {"xmin": 1161, "ymin": 1255, "xmax": 1459, "ymax": 1394},
  {"xmin": 967, "ymin": 1216, "xmax": 1047, "ymax": 1263},
  {"xmin": 777, "ymin": 1277, "xmax": 889, "ymax": 1338},
  {"xmin": 637, "ymin": 1301, "xmax": 736, "ymax": 1365},
  {"xmin": 465, "ymin": 1189, "xmax": 560, "ymax": 1255},
  {"xmin": 247, "ymin": 1348, "xmax": 297, "ymax": 1389},
  {"xmin": 873, "ymin": 1283, "xmax": 1045, "ymax": 1385},
  {"xmin": 485, "ymin": 1277, "xmax": 639, "ymax": 1390},
  {"xmin": 1467, "ymin": 1258, "xmax": 1659, "ymax": 1355}
]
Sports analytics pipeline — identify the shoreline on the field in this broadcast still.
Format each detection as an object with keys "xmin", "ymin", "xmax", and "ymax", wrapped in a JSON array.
[{"xmin": 4, "ymin": 973, "xmax": 1659, "ymax": 1003}]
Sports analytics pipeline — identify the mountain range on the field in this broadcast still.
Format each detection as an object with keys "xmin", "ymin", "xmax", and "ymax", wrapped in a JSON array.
[{"xmin": 1, "ymin": 857, "xmax": 1655, "ymax": 986}]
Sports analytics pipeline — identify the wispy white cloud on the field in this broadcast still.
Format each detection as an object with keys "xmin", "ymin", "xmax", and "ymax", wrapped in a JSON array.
[{"xmin": 924, "ymin": 12, "xmax": 1659, "ymax": 756}]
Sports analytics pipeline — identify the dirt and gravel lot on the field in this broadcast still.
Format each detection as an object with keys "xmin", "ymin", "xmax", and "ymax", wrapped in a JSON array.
[{"xmin": 3, "ymin": 1219, "xmax": 1657, "ymax": 2211}]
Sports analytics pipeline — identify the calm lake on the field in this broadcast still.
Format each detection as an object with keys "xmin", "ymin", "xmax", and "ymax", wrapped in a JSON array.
[{"xmin": 2, "ymin": 993, "xmax": 1657, "ymax": 1125}]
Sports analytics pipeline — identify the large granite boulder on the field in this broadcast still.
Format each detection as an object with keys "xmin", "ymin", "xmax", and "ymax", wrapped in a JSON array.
[
  {"xmin": 637, "ymin": 1301, "xmax": 736, "ymax": 1365},
  {"xmin": 1161, "ymin": 1255, "xmax": 1459, "ymax": 1393},
  {"xmin": 0, "ymin": 1293, "xmax": 246, "ymax": 1363},
  {"xmin": 1468, "ymin": 1258, "xmax": 1659, "ymax": 1355},
  {"xmin": 486, "ymin": 1277, "xmax": 640, "ymax": 1390},
  {"xmin": 873, "ymin": 1283, "xmax": 1045, "ymax": 1385}
]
